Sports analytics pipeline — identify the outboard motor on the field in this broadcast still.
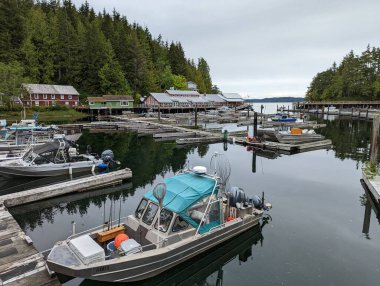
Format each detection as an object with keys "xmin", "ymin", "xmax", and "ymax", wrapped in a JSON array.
[
  {"xmin": 228, "ymin": 187, "xmax": 248, "ymax": 207},
  {"xmin": 227, "ymin": 187, "xmax": 268, "ymax": 210},
  {"xmin": 101, "ymin": 149, "xmax": 114, "ymax": 164}
]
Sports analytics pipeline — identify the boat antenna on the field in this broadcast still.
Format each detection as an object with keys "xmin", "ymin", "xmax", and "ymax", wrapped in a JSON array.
[
  {"xmin": 210, "ymin": 153, "xmax": 231, "ymax": 195},
  {"xmin": 103, "ymin": 199, "xmax": 106, "ymax": 231},
  {"xmin": 108, "ymin": 199, "xmax": 113, "ymax": 231},
  {"xmin": 118, "ymin": 196, "xmax": 122, "ymax": 227},
  {"xmin": 153, "ymin": 183, "xmax": 167, "ymax": 249}
]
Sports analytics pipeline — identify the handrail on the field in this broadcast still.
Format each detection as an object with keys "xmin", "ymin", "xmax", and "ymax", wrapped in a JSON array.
[
  {"xmin": 67, "ymin": 216, "xmax": 129, "ymax": 240},
  {"xmin": 194, "ymin": 177, "xmax": 219, "ymax": 237}
]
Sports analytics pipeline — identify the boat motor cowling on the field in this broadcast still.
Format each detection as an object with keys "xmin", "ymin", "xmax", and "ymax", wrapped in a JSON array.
[
  {"xmin": 227, "ymin": 187, "xmax": 266, "ymax": 210},
  {"xmin": 101, "ymin": 149, "xmax": 115, "ymax": 164}
]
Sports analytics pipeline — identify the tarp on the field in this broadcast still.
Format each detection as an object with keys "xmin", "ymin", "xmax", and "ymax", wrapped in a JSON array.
[
  {"xmin": 144, "ymin": 173, "xmax": 217, "ymax": 214},
  {"xmin": 144, "ymin": 172, "xmax": 219, "ymax": 234},
  {"xmin": 32, "ymin": 139, "xmax": 73, "ymax": 154}
]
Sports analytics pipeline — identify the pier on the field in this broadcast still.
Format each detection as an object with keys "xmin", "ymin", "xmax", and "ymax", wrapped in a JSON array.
[{"xmin": 0, "ymin": 169, "xmax": 132, "ymax": 285}]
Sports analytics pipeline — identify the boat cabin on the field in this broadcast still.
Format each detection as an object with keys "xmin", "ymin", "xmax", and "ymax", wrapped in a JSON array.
[{"xmin": 121, "ymin": 171, "xmax": 222, "ymax": 249}]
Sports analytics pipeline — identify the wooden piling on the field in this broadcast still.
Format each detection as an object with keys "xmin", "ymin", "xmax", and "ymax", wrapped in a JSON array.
[
  {"xmin": 253, "ymin": 112, "xmax": 258, "ymax": 137},
  {"xmin": 370, "ymin": 116, "xmax": 380, "ymax": 163},
  {"xmin": 252, "ymin": 151, "xmax": 256, "ymax": 173}
]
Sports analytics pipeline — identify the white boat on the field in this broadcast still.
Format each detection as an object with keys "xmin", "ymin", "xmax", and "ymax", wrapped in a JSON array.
[
  {"xmin": 0, "ymin": 137, "xmax": 103, "ymax": 177},
  {"xmin": 47, "ymin": 158, "xmax": 271, "ymax": 283},
  {"xmin": 8, "ymin": 119, "xmax": 58, "ymax": 131}
]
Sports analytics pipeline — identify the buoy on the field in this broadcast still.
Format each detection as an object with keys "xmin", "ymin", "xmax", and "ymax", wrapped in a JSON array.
[{"xmin": 114, "ymin": 233, "xmax": 129, "ymax": 248}]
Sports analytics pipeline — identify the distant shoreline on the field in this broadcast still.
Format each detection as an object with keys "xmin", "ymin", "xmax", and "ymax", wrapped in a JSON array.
[{"xmin": 245, "ymin": 97, "xmax": 304, "ymax": 103}]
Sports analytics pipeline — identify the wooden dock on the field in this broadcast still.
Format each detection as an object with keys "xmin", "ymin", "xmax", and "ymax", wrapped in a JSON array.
[
  {"xmin": 232, "ymin": 138, "xmax": 332, "ymax": 153},
  {"xmin": 0, "ymin": 169, "xmax": 132, "ymax": 285},
  {"xmin": 361, "ymin": 172, "xmax": 380, "ymax": 204}
]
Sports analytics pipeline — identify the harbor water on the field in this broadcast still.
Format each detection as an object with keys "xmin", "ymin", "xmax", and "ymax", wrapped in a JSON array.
[{"xmin": 7, "ymin": 117, "xmax": 380, "ymax": 286}]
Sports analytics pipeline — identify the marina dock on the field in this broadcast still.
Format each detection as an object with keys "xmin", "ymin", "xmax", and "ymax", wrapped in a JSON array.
[
  {"xmin": 0, "ymin": 169, "xmax": 132, "ymax": 285},
  {"xmin": 361, "ymin": 172, "xmax": 380, "ymax": 204}
]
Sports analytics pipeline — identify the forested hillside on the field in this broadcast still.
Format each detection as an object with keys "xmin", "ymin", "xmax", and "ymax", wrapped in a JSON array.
[
  {"xmin": 306, "ymin": 46, "xmax": 380, "ymax": 101},
  {"xmin": 0, "ymin": 0, "xmax": 218, "ymax": 102}
]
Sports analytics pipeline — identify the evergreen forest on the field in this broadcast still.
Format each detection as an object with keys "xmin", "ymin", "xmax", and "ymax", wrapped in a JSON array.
[
  {"xmin": 0, "ymin": 0, "xmax": 218, "ymax": 104},
  {"xmin": 306, "ymin": 45, "xmax": 380, "ymax": 101}
]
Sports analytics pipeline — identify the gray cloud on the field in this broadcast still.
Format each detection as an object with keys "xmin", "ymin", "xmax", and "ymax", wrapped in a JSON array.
[{"xmin": 72, "ymin": 0, "xmax": 380, "ymax": 98}]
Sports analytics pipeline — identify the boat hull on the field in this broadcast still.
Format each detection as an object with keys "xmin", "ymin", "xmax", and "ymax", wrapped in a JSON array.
[
  {"xmin": 271, "ymin": 118, "xmax": 297, "ymax": 122},
  {"xmin": 0, "ymin": 161, "xmax": 100, "ymax": 178},
  {"xmin": 47, "ymin": 215, "xmax": 261, "ymax": 282}
]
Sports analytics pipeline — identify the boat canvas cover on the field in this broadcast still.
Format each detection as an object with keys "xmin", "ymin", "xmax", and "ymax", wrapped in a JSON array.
[
  {"xmin": 144, "ymin": 173, "xmax": 219, "ymax": 233},
  {"xmin": 32, "ymin": 139, "xmax": 73, "ymax": 154}
]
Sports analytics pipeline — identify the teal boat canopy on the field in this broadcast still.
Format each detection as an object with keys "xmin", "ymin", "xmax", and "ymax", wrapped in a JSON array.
[{"xmin": 144, "ymin": 172, "xmax": 217, "ymax": 214}]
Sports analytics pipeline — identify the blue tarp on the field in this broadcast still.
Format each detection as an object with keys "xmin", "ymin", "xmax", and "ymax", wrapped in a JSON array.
[{"xmin": 144, "ymin": 172, "xmax": 217, "ymax": 213}]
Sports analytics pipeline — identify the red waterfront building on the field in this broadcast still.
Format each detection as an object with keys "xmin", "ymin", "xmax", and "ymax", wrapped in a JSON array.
[{"xmin": 21, "ymin": 84, "xmax": 80, "ymax": 107}]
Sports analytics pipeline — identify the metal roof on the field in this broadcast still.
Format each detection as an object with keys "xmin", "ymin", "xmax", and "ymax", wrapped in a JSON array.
[
  {"xmin": 203, "ymin": 94, "xmax": 226, "ymax": 103},
  {"xmin": 186, "ymin": 96, "xmax": 208, "ymax": 103},
  {"xmin": 150, "ymin": 93, "xmax": 173, "ymax": 103},
  {"xmin": 171, "ymin": 97, "xmax": 189, "ymax": 103},
  {"xmin": 221, "ymin": 93, "xmax": 244, "ymax": 102},
  {"xmin": 102, "ymin": 95, "xmax": 133, "ymax": 101},
  {"xmin": 22, "ymin": 84, "xmax": 79, "ymax": 95},
  {"xmin": 166, "ymin": 90, "xmax": 200, "ymax": 96}
]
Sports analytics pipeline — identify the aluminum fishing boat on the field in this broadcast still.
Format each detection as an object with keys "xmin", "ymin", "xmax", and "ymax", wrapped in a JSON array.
[
  {"xmin": 47, "ymin": 158, "xmax": 271, "ymax": 283},
  {"xmin": 0, "ymin": 137, "xmax": 102, "ymax": 177}
]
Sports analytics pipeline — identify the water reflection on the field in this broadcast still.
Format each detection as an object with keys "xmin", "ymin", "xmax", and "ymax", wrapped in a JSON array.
[
  {"xmin": 76, "ymin": 131, "xmax": 196, "ymax": 188},
  {"xmin": 78, "ymin": 224, "xmax": 265, "ymax": 286},
  {"xmin": 317, "ymin": 118, "xmax": 373, "ymax": 163}
]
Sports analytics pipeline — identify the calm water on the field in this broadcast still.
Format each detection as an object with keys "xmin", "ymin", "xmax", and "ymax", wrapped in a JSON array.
[{"xmin": 9, "ymin": 118, "xmax": 380, "ymax": 286}]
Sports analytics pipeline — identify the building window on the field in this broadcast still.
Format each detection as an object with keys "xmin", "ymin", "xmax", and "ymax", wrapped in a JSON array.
[
  {"xmin": 89, "ymin": 102, "xmax": 94, "ymax": 105},
  {"xmin": 52, "ymin": 101, "xmax": 56, "ymax": 106},
  {"xmin": 51, "ymin": 95, "xmax": 55, "ymax": 99},
  {"xmin": 65, "ymin": 102, "xmax": 69, "ymax": 106},
  {"xmin": 35, "ymin": 101, "xmax": 39, "ymax": 106},
  {"xmin": 34, "ymin": 94, "xmax": 39, "ymax": 99},
  {"xmin": 61, "ymin": 95, "xmax": 64, "ymax": 100},
  {"xmin": 68, "ymin": 95, "xmax": 72, "ymax": 100},
  {"xmin": 121, "ymin": 101, "xmax": 129, "ymax": 106},
  {"xmin": 43, "ymin": 94, "xmax": 47, "ymax": 99}
]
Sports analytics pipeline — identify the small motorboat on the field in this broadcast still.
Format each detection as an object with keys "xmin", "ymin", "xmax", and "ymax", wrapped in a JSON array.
[
  {"xmin": 0, "ymin": 136, "xmax": 105, "ymax": 177},
  {"xmin": 271, "ymin": 113, "xmax": 297, "ymax": 122},
  {"xmin": 7, "ymin": 119, "xmax": 58, "ymax": 131},
  {"xmin": 47, "ymin": 156, "xmax": 271, "ymax": 283},
  {"xmin": 275, "ymin": 128, "xmax": 325, "ymax": 144}
]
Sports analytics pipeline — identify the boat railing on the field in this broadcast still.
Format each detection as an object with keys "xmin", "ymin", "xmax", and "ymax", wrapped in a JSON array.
[
  {"xmin": 67, "ymin": 216, "xmax": 129, "ymax": 240},
  {"xmin": 194, "ymin": 180, "xmax": 219, "ymax": 236}
]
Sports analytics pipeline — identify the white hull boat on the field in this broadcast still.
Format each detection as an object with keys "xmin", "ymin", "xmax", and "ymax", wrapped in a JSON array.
[{"xmin": 47, "ymin": 159, "xmax": 271, "ymax": 283}]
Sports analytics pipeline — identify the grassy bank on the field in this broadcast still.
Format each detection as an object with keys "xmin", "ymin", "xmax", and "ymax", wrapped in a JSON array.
[{"xmin": 0, "ymin": 108, "xmax": 88, "ymax": 124}]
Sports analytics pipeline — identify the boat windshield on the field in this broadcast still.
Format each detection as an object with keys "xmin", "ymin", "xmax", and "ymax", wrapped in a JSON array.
[
  {"xmin": 172, "ymin": 216, "xmax": 189, "ymax": 232},
  {"xmin": 142, "ymin": 202, "xmax": 158, "ymax": 225},
  {"xmin": 22, "ymin": 150, "xmax": 37, "ymax": 163},
  {"xmin": 135, "ymin": 199, "xmax": 148, "ymax": 219},
  {"xmin": 154, "ymin": 209, "xmax": 173, "ymax": 233}
]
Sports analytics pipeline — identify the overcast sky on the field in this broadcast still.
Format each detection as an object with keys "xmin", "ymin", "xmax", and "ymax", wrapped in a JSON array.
[{"xmin": 72, "ymin": 0, "xmax": 380, "ymax": 98}]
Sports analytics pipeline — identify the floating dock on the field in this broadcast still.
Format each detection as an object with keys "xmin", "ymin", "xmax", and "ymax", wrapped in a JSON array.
[
  {"xmin": 0, "ymin": 169, "xmax": 132, "ymax": 286},
  {"xmin": 361, "ymin": 172, "xmax": 380, "ymax": 204},
  {"xmin": 232, "ymin": 138, "xmax": 332, "ymax": 153}
]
